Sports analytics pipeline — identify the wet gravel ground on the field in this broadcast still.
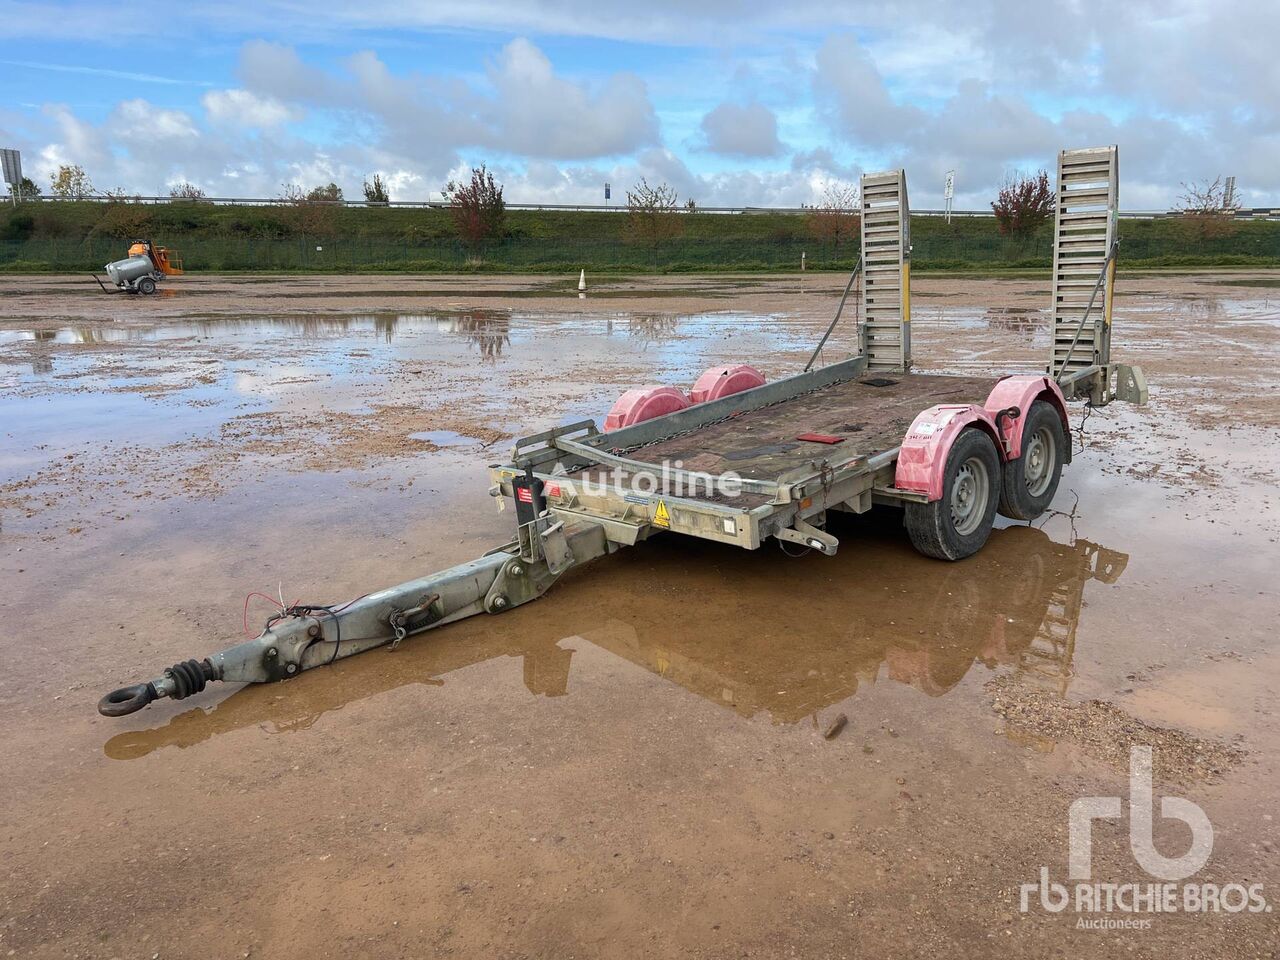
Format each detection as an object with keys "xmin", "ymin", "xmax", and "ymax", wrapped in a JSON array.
[{"xmin": 0, "ymin": 271, "xmax": 1277, "ymax": 959}]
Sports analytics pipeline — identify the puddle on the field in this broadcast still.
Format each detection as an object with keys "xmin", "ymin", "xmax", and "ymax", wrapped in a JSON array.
[
  {"xmin": 102, "ymin": 521, "xmax": 1127, "ymax": 759},
  {"xmin": 1201, "ymin": 277, "xmax": 1280, "ymax": 288},
  {"xmin": 0, "ymin": 308, "xmax": 807, "ymax": 350},
  {"xmin": 0, "ymin": 306, "xmax": 822, "ymax": 535},
  {"xmin": 409, "ymin": 429, "xmax": 481, "ymax": 446}
]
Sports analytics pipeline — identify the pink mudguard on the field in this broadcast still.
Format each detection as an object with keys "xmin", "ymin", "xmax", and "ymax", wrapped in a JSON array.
[
  {"xmin": 604, "ymin": 385, "xmax": 692, "ymax": 431},
  {"xmin": 982, "ymin": 375, "xmax": 1070, "ymax": 460},
  {"xmin": 689, "ymin": 364, "xmax": 766, "ymax": 404},
  {"xmin": 894, "ymin": 404, "xmax": 1003, "ymax": 501}
]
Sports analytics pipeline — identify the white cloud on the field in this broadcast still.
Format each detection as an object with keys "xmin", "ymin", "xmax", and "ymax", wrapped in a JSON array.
[
  {"xmin": 699, "ymin": 101, "xmax": 783, "ymax": 158},
  {"xmin": 202, "ymin": 89, "xmax": 300, "ymax": 129},
  {"xmin": 9, "ymin": 5, "xmax": 1280, "ymax": 208},
  {"xmin": 109, "ymin": 100, "xmax": 200, "ymax": 142},
  {"xmin": 239, "ymin": 40, "xmax": 337, "ymax": 104},
  {"xmin": 482, "ymin": 39, "xmax": 659, "ymax": 159}
]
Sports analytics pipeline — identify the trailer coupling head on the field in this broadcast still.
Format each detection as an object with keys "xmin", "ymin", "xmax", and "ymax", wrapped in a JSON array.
[{"xmin": 98, "ymin": 658, "xmax": 217, "ymax": 717}]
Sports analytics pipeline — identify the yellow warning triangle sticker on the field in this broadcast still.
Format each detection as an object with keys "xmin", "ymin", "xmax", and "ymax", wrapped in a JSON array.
[{"xmin": 653, "ymin": 500, "xmax": 671, "ymax": 528}]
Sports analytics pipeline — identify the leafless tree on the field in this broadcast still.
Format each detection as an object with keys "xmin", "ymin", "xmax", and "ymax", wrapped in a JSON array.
[
  {"xmin": 625, "ymin": 178, "xmax": 684, "ymax": 245},
  {"xmin": 806, "ymin": 181, "xmax": 860, "ymax": 257},
  {"xmin": 276, "ymin": 183, "xmax": 337, "ymax": 237},
  {"xmin": 1175, "ymin": 177, "xmax": 1240, "ymax": 239},
  {"xmin": 168, "ymin": 181, "xmax": 207, "ymax": 201},
  {"xmin": 1178, "ymin": 177, "xmax": 1240, "ymax": 215}
]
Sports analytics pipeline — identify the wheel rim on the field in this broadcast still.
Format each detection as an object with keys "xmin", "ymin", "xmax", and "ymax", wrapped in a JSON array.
[
  {"xmin": 949, "ymin": 456, "xmax": 990, "ymax": 536},
  {"xmin": 1023, "ymin": 426, "xmax": 1056, "ymax": 498}
]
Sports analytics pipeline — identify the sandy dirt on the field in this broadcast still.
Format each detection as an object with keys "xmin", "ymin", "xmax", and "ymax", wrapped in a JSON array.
[{"xmin": 0, "ymin": 271, "xmax": 1277, "ymax": 959}]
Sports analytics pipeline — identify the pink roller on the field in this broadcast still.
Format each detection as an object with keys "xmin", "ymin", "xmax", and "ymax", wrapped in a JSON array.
[
  {"xmin": 604, "ymin": 385, "xmax": 692, "ymax": 431},
  {"xmin": 689, "ymin": 364, "xmax": 766, "ymax": 404}
]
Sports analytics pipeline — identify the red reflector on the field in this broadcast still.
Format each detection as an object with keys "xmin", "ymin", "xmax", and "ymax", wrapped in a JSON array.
[
  {"xmin": 516, "ymin": 487, "xmax": 533, "ymax": 503},
  {"xmin": 545, "ymin": 483, "xmax": 562, "ymax": 498}
]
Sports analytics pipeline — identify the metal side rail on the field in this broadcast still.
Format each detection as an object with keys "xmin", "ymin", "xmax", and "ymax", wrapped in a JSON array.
[{"xmin": 97, "ymin": 518, "xmax": 615, "ymax": 717}]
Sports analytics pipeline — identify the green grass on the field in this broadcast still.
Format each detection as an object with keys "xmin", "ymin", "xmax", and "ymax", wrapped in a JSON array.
[{"xmin": 3, "ymin": 200, "xmax": 1278, "ymax": 274}]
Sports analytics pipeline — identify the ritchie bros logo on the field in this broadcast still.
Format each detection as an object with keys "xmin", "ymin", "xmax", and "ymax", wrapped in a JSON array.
[{"xmin": 1021, "ymin": 746, "xmax": 1269, "ymax": 929}]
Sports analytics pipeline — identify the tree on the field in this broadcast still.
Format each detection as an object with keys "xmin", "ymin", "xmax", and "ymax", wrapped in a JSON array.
[
  {"xmin": 93, "ymin": 191, "xmax": 151, "ymax": 238},
  {"xmin": 276, "ymin": 183, "xmax": 337, "ymax": 237},
  {"xmin": 363, "ymin": 174, "xmax": 390, "ymax": 204},
  {"xmin": 306, "ymin": 182, "xmax": 344, "ymax": 202},
  {"xmin": 168, "ymin": 181, "xmax": 207, "ymax": 201},
  {"xmin": 806, "ymin": 181, "xmax": 860, "ymax": 257},
  {"xmin": 991, "ymin": 170, "xmax": 1055, "ymax": 238},
  {"xmin": 625, "ymin": 178, "xmax": 683, "ymax": 246},
  {"xmin": 444, "ymin": 165, "xmax": 506, "ymax": 246},
  {"xmin": 1175, "ymin": 177, "xmax": 1239, "ymax": 240},
  {"xmin": 49, "ymin": 164, "xmax": 94, "ymax": 199},
  {"xmin": 14, "ymin": 177, "xmax": 41, "ymax": 201}
]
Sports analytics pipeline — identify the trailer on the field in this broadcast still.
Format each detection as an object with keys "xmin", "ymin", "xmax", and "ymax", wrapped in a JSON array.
[{"xmin": 98, "ymin": 146, "xmax": 1148, "ymax": 718}]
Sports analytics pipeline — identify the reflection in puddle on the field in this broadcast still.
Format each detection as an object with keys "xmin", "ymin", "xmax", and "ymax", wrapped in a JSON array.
[
  {"xmin": 409, "ymin": 429, "xmax": 479, "ymax": 447},
  {"xmin": 983, "ymin": 306, "xmax": 1043, "ymax": 334},
  {"xmin": 447, "ymin": 311, "xmax": 510, "ymax": 359},
  {"xmin": 105, "ymin": 523, "xmax": 1128, "ymax": 760},
  {"xmin": 0, "ymin": 310, "xmax": 516, "ymax": 347},
  {"xmin": 626, "ymin": 314, "xmax": 680, "ymax": 345},
  {"xmin": 0, "ymin": 309, "xmax": 806, "ymax": 355}
]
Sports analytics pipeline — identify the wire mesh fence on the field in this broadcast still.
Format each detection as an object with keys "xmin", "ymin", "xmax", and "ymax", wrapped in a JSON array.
[{"xmin": 3, "ymin": 221, "xmax": 1279, "ymax": 273}]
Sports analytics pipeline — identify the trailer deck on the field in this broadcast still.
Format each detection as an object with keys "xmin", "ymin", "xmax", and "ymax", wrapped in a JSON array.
[{"xmin": 616, "ymin": 372, "xmax": 997, "ymax": 481}]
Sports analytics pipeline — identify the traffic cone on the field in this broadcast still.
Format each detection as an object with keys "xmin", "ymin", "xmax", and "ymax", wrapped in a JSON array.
[{"xmin": 578, "ymin": 269, "xmax": 587, "ymax": 292}]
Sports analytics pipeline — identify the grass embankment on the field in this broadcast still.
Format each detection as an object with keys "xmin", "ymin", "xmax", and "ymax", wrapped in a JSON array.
[{"xmin": 2, "ymin": 200, "xmax": 1277, "ymax": 274}]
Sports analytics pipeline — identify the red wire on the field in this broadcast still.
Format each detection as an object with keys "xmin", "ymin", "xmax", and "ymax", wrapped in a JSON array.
[
  {"xmin": 242, "ymin": 591, "xmax": 301, "ymax": 637},
  {"xmin": 242, "ymin": 590, "xmax": 363, "ymax": 637}
]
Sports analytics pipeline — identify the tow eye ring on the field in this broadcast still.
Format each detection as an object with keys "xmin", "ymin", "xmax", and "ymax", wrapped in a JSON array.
[
  {"xmin": 98, "ymin": 682, "xmax": 157, "ymax": 717},
  {"xmin": 96, "ymin": 658, "xmax": 215, "ymax": 717}
]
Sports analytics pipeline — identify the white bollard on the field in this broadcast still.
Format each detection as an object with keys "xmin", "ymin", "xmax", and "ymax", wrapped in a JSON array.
[{"xmin": 578, "ymin": 269, "xmax": 587, "ymax": 292}]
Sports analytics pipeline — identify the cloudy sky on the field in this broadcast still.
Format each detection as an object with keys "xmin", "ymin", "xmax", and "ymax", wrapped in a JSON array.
[{"xmin": 1, "ymin": 0, "xmax": 1276, "ymax": 209}]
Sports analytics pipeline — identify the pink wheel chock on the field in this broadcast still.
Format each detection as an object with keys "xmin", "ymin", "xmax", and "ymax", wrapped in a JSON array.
[
  {"xmin": 689, "ymin": 364, "xmax": 766, "ymax": 404},
  {"xmin": 604, "ymin": 385, "xmax": 692, "ymax": 431}
]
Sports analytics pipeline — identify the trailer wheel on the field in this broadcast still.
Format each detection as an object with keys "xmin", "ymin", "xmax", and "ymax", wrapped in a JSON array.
[
  {"xmin": 997, "ymin": 400, "xmax": 1065, "ymax": 521},
  {"xmin": 137, "ymin": 277, "xmax": 157, "ymax": 295},
  {"xmin": 904, "ymin": 428, "xmax": 1000, "ymax": 561}
]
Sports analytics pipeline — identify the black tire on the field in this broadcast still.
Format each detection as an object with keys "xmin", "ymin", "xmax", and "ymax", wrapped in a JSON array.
[
  {"xmin": 904, "ymin": 427, "xmax": 1001, "ymax": 561},
  {"xmin": 137, "ymin": 276, "xmax": 157, "ymax": 295},
  {"xmin": 997, "ymin": 400, "xmax": 1065, "ymax": 521}
]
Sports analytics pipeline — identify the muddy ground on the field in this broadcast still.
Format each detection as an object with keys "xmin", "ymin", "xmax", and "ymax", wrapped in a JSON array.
[{"xmin": 0, "ymin": 272, "xmax": 1277, "ymax": 959}]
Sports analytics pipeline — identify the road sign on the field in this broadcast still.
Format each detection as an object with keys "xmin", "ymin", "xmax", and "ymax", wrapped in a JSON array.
[
  {"xmin": 0, "ymin": 149, "xmax": 20, "ymax": 186},
  {"xmin": 943, "ymin": 170, "xmax": 955, "ymax": 199},
  {"xmin": 604, "ymin": 182, "xmax": 611, "ymax": 202}
]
